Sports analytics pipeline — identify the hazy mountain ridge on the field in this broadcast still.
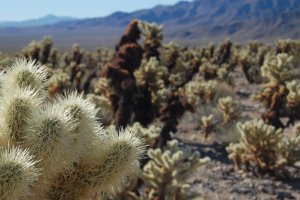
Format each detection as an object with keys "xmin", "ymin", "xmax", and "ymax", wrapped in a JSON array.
[
  {"xmin": 0, "ymin": 15, "xmax": 77, "ymax": 28},
  {"xmin": 47, "ymin": 0, "xmax": 300, "ymax": 40},
  {"xmin": 1, "ymin": 0, "xmax": 300, "ymax": 51}
]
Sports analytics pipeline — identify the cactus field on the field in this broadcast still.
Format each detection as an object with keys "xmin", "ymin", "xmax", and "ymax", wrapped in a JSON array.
[{"xmin": 0, "ymin": 20, "xmax": 300, "ymax": 200}]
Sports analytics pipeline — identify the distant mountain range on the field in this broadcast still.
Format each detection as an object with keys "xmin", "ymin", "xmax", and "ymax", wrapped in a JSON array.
[
  {"xmin": 0, "ymin": 15, "xmax": 77, "ymax": 28},
  {"xmin": 1, "ymin": 0, "xmax": 300, "ymax": 52}
]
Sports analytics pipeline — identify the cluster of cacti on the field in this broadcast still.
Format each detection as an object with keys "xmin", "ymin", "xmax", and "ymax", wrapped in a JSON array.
[
  {"xmin": 22, "ymin": 36, "xmax": 54, "ymax": 65},
  {"xmin": 22, "ymin": 37, "xmax": 113, "ymax": 95},
  {"xmin": 255, "ymin": 53, "xmax": 299, "ymax": 128},
  {"xmin": 179, "ymin": 78, "xmax": 217, "ymax": 105},
  {"xmin": 0, "ymin": 59, "xmax": 144, "ymax": 200},
  {"xmin": 226, "ymin": 119, "xmax": 300, "ymax": 176},
  {"xmin": 140, "ymin": 140, "xmax": 209, "ymax": 200},
  {"xmin": 3, "ymin": 19, "xmax": 300, "ymax": 197},
  {"xmin": 238, "ymin": 41, "xmax": 267, "ymax": 83},
  {"xmin": 129, "ymin": 122, "xmax": 161, "ymax": 147},
  {"xmin": 138, "ymin": 21, "xmax": 163, "ymax": 60},
  {"xmin": 134, "ymin": 57, "xmax": 169, "ymax": 107},
  {"xmin": 276, "ymin": 39, "xmax": 300, "ymax": 55},
  {"xmin": 46, "ymin": 68, "xmax": 71, "ymax": 97},
  {"xmin": 218, "ymin": 96, "xmax": 241, "ymax": 124}
]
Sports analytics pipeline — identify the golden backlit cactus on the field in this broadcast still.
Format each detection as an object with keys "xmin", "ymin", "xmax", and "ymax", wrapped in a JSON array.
[
  {"xmin": 218, "ymin": 96, "xmax": 241, "ymax": 124},
  {"xmin": 0, "ymin": 59, "xmax": 144, "ymax": 200},
  {"xmin": 141, "ymin": 140, "xmax": 209, "ymax": 200}
]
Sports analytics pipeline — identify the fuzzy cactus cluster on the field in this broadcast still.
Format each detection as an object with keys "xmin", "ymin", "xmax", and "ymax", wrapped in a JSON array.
[
  {"xmin": 141, "ymin": 140, "xmax": 210, "ymax": 200},
  {"xmin": 227, "ymin": 119, "xmax": 300, "ymax": 175},
  {"xmin": 0, "ymin": 59, "xmax": 144, "ymax": 200},
  {"xmin": 256, "ymin": 53, "xmax": 300, "ymax": 128}
]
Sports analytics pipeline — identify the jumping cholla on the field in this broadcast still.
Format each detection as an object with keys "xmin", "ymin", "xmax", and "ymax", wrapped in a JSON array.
[
  {"xmin": 0, "ymin": 59, "xmax": 144, "ymax": 200},
  {"xmin": 226, "ymin": 119, "xmax": 300, "ymax": 175},
  {"xmin": 141, "ymin": 140, "xmax": 210, "ymax": 200},
  {"xmin": 218, "ymin": 96, "xmax": 241, "ymax": 124}
]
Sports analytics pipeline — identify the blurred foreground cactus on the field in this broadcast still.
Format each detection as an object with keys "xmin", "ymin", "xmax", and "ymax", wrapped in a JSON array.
[{"xmin": 0, "ymin": 59, "xmax": 144, "ymax": 200}]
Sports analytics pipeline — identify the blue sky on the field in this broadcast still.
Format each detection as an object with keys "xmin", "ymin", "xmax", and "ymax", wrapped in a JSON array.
[{"xmin": 0, "ymin": 0, "xmax": 192, "ymax": 21}]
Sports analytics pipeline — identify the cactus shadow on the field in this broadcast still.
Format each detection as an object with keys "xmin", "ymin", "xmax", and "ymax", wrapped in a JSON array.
[{"xmin": 180, "ymin": 140, "xmax": 231, "ymax": 164}]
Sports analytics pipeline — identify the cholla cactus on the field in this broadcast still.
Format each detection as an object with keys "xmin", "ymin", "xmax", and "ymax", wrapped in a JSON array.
[
  {"xmin": 218, "ymin": 96, "xmax": 241, "ymax": 124},
  {"xmin": 141, "ymin": 140, "xmax": 210, "ymax": 200},
  {"xmin": 255, "ymin": 53, "xmax": 298, "ymax": 128},
  {"xmin": 238, "ymin": 44, "xmax": 265, "ymax": 84},
  {"xmin": 160, "ymin": 42, "xmax": 180, "ymax": 70},
  {"xmin": 199, "ymin": 62, "xmax": 218, "ymax": 80},
  {"xmin": 3, "ymin": 59, "xmax": 47, "ymax": 92},
  {"xmin": 227, "ymin": 119, "xmax": 284, "ymax": 173},
  {"xmin": 22, "ymin": 37, "xmax": 53, "ymax": 64},
  {"xmin": 179, "ymin": 78, "xmax": 217, "ymax": 105},
  {"xmin": 286, "ymin": 80, "xmax": 300, "ymax": 108},
  {"xmin": 94, "ymin": 77, "xmax": 112, "ymax": 98},
  {"xmin": 276, "ymin": 39, "xmax": 300, "ymax": 54},
  {"xmin": 0, "ymin": 147, "xmax": 39, "ymax": 200},
  {"xmin": 138, "ymin": 21, "xmax": 163, "ymax": 60},
  {"xmin": 0, "ymin": 59, "xmax": 144, "ymax": 200},
  {"xmin": 227, "ymin": 119, "xmax": 300, "ymax": 175},
  {"xmin": 135, "ymin": 58, "xmax": 167, "ymax": 89},
  {"xmin": 261, "ymin": 53, "xmax": 294, "ymax": 82},
  {"xmin": 46, "ymin": 69, "xmax": 71, "ymax": 96},
  {"xmin": 129, "ymin": 122, "xmax": 161, "ymax": 146},
  {"xmin": 87, "ymin": 93, "xmax": 113, "ymax": 125},
  {"xmin": 135, "ymin": 57, "xmax": 169, "ymax": 106},
  {"xmin": 200, "ymin": 114, "xmax": 214, "ymax": 138},
  {"xmin": 215, "ymin": 39, "xmax": 232, "ymax": 65},
  {"xmin": 280, "ymin": 125, "xmax": 300, "ymax": 166}
]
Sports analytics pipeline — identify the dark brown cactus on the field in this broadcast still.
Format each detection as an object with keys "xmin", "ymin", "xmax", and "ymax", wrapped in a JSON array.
[
  {"xmin": 156, "ymin": 93, "xmax": 193, "ymax": 147},
  {"xmin": 102, "ymin": 19, "xmax": 143, "ymax": 128}
]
